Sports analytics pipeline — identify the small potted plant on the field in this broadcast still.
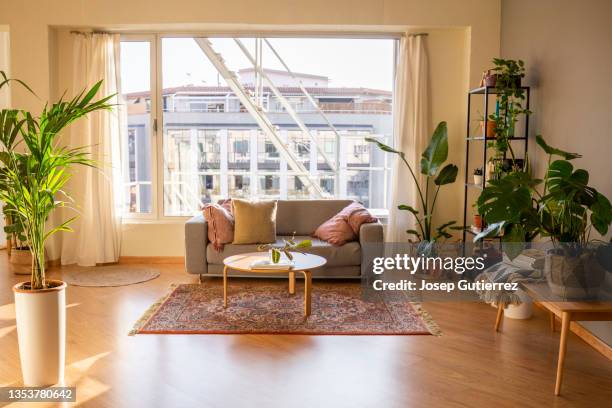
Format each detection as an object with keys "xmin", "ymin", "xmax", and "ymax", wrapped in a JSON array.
[
  {"xmin": 473, "ymin": 168, "xmax": 483, "ymax": 185},
  {"xmin": 481, "ymin": 69, "xmax": 497, "ymax": 87},
  {"xmin": 473, "ymin": 214, "xmax": 483, "ymax": 231},
  {"xmin": 477, "ymin": 112, "xmax": 497, "ymax": 138},
  {"xmin": 492, "ymin": 58, "xmax": 524, "ymax": 89},
  {"xmin": 258, "ymin": 232, "xmax": 312, "ymax": 263}
]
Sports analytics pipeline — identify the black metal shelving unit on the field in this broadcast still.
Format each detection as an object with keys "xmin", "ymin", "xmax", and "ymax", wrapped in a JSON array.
[{"xmin": 462, "ymin": 85, "xmax": 531, "ymax": 248}]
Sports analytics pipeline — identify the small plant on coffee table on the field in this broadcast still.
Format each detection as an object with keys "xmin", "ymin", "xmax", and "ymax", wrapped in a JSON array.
[{"xmin": 257, "ymin": 232, "xmax": 312, "ymax": 263}]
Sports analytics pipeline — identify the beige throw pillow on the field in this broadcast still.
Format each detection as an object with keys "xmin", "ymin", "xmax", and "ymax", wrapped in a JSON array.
[{"xmin": 232, "ymin": 199, "xmax": 277, "ymax": 244}]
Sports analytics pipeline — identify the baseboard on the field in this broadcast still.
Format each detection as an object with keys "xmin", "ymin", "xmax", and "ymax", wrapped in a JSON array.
[{"xmin": 119, "ymin": 256, "xmax": 184, "ymax": 265}]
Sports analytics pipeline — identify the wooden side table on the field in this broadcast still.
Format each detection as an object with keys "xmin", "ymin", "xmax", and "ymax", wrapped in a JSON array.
[
  {"xmin": 222, "ymin": 252, "xmax": 327, "ymax": 317},
  {"xmin": 495, "ymin": 282, "xmax": 612, "ymax": 395}
]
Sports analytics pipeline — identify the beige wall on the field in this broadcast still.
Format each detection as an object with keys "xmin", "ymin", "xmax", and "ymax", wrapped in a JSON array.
[
  {"xmin": 1, "ymin": 0, "xmax": 502, "ymax": 256},
  {"xmin": 501, "ymin": 0, "xmax": 612, "ymax": 345}
]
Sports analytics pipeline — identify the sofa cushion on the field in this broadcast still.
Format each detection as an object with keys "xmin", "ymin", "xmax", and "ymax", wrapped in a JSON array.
[
  {"xmin": 276, "ymin": 200, "xmax": 353, "ymax": 235},
  {"xmin": 202, "ymin": 201, "xmax": 234, "ymax": 251},
  {"xmin": 206, "ymin": 236, "xmax": 361, "ymax": 267},
  {"xmin": 232, "ymin": 199, "xmax": 277, "ymax": 244},
  {"xmin": 312, "ymin": 215, "xmax": 356, "ymax": 246}
]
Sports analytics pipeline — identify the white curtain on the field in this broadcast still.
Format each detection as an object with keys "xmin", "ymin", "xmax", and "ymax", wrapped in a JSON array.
[
  {"xmin": 387, "ymin": 34, "xmax": 430, "ymax": 242},
  {"xmin": 60, "ymin": 33, "xmax": 124, "ymax": 265}
]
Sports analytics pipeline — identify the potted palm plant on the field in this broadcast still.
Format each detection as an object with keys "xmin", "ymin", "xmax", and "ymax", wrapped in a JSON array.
[{"xmin": 0, "ymin": 72, "xmax": 112, "ymax": 386}]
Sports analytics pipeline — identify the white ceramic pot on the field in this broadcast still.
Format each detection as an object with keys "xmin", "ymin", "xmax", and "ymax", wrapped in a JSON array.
[
  {"xmin": 473, "ymin": 174, "xmax": 483, "ymax": 185},
  {"xmin": 504, "ymin": 289, "xmax": 533, "ymax": 319},
  {"xmin": 13, "ymin": 280, "xmax": 66, "ymax": 386}
]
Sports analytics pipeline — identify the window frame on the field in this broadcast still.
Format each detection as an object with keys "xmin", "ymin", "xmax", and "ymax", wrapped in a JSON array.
[
  {"xmin": 119, "ymin": 34, "xmax": 160, "ymax": 221},
  {"xmin": 120, "ymin": 32, "xmax": 398, "ymax": 223}
]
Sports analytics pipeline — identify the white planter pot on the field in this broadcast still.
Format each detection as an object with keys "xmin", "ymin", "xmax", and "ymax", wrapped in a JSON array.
[
  {"xmin": 473, "ymin": 175, "xmax": 483, "ymax": 185},
  {"xmin": 13, "ymin": 280, "xmax": 66, "ymax": 386},
  {"xmin": 504, "ymin": 289, "xmax": 533, "ymax": 320}
]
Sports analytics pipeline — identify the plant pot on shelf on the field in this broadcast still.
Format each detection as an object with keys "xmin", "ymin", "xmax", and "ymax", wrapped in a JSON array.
[
  {"xmin": 479, "ymin": 120, "xmax": 496, "ymax": 138},
  {"xmin": 8, "ymin": 248, "xmax": 48, "ymax": 275},
  {"xmin": 13, "ymin": 280, "xmax": 66, "ymax": 386},
  {"xmin": 473, "ymin": 174, "xmax": 483, "ymax": 185},
  {"xmin": 473, "ymin": 215, "xmax": 483, "ymax": 231},
  {"xmin": 482, "ymin": 71, "xmax": 497, "ymax": 87},
  {"xmin": 544, "ymin": 248, "xmax": 606, "ymax": 300}
]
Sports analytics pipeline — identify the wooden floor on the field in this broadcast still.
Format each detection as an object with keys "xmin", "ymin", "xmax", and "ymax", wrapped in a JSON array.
[{"xmin": 0, "ymin": 250, "xmax": 610, "ymax": 408}]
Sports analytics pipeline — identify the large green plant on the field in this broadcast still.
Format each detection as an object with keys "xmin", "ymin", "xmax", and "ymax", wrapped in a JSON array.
[
  {"xmin": 367, "ymin": 121, "xmax": 459, "ymax": 244},
  {"xmin": 0, "ymin": 72, "xmax": 113, "ymax": 289},
  {"xmin": 475, "ymin": 135, "xmax": 612, "ymax": 258}
]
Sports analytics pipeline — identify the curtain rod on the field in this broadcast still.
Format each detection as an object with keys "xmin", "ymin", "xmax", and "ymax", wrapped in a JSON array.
[
  {"xmin": 70, "ymin": 30, "xmax": 110, "ymax": 35},
  {"xmin": 408, "ymin": 33, "xmax": 428, "ymax": 37}
]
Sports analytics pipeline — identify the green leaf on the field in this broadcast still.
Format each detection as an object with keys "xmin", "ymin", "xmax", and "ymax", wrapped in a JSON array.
[
  {"xmin": 271, "ymin": 249, "xmax": 281, "ymax": 264},
  {"xmin": 536, "ymin": 135, "xmax": 581, "ymax": 160},
  {"xmin": 365, "ymin": 137, "xmax": 404, "ymax": 157},
  {"xmin": 474, "ymin": 221, "xmax": 505, "ymax": 242},
  {"xmin": 406, "ymin": 229, "xmax": 421, "ymax": 239},
  {"xmin": 295, "ymin": 240, "xmax": 312, "ymax": 249},
  {"xmin": 398, "ymin": 204, "xmax": 419, "ymax": 215},
  {"xmin": 434, "ymin": 164, "xmax": 458, "ymax": 185},
  {"xmin": 501, "ymin": 224, "xmax": 526, "ymax": 260},
  {"xmin": 420, "ymin": 121, "xmax": 448, "ymax": 176},
  {"xmin": 591, "ymin": 193, "xmax": 612, "ymax": 236}
]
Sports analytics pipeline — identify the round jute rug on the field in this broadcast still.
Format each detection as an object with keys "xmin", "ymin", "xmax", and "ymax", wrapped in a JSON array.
[{"xmin": 63, "ymin": 265, "xmax": 160, "ymax": 287}]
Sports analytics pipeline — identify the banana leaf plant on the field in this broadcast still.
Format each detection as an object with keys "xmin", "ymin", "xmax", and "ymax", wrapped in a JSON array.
[
  {"xmin": 0, "ymin": 72, "xmax": 113, "ymax": 289},
  {"xmin": 475, "ymin": 135, "xmax": 612, "ymax": 259},
  {"xmin": 367, "ymin": 121, "xmax": 460, "ymax": 249}
]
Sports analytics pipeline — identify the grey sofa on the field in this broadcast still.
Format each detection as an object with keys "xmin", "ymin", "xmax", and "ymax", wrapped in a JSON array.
[{"xmin": 185, "ymin": 199, "xmax": 383, "ymax": 279}]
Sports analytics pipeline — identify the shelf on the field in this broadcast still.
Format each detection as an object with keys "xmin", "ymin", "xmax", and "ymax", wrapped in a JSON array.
[
  {"xmin": 469, "ymin": 86, "xmax": 530, "ymax": 94},
  {"xmin": 466, "ymin": 136, "xmax": 528, "ymax": 141}
]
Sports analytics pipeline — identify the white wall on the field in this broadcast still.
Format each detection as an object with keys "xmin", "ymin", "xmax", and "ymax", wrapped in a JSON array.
[{"xmin": 501, "ymin": 0, "xmax": 612, "ymax": 346}]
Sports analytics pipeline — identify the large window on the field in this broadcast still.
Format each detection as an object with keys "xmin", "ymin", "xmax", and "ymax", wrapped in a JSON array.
[{"xmin": 121, "ymin": 35, "xmax": 395, "ymax": 218}]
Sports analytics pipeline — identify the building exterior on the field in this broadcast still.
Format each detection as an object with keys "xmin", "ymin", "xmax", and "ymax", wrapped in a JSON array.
[{"xmin": 124, "ymin": 69, "xmax": 393, "ymax": 216}]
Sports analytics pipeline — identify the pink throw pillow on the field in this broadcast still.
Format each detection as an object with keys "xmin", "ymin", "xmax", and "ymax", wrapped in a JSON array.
[
  {"xmin": 313, "ymin": 216, "xmax": 356, "ymax": 246},
  {"xmin": 313, "ymin": 202, "xmax": 377, "ymax": 246},
  {"xmin": 341, "ymin": 202, "xmax": 377, "ymax": 234},
  {"xmin": 203, "ymin": 203, "xmax": 234, "ymax": 251}
]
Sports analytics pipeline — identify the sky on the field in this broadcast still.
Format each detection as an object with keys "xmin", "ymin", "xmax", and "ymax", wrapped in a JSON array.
[{"xmin": 120, "ymin": 37, "xmax": 395, "ymax": 94}]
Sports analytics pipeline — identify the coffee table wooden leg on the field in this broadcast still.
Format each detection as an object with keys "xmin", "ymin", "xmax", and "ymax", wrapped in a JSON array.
[
  {"xmin": 223, "ymin": 266, "xmax": 228, "ymax": 308},
  {"xmin": 550, "ymin": 312, "xmax": 556, "ymax": 332},
  {"xmin": 302, "ymin": 270, "xmax": 312, "ymax": 317},
  {"xmin": 288, "ymin": 271, "xmax": 295, "ymax": 295},
  {"xmin": 495, "ymin": 302, "xmax": 504, "ymax": 332},
  {"xmin": 555, "ymin": 311, "xmax": 571, "ymax": 396}
]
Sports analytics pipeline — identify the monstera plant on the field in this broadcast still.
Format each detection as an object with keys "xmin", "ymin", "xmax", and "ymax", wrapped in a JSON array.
[
  {"xmin": 475, "ymin": 135, "xmax": 612, "ymax": 299},
  {"xmin": 367, "ymin": 121, "xmax": 459, "ymax": 250}
]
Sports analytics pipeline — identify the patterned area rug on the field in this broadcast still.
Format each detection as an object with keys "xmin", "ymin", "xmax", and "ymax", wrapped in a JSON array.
[{"xmin": 130, "ymin": 281, "xmax": 440, "ymax": 335}]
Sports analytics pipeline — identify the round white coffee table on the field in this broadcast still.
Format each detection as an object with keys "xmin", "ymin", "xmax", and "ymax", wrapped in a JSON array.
[{"xmin": 222, "ymin": 252, "xmax": 327, "ymax": 317}]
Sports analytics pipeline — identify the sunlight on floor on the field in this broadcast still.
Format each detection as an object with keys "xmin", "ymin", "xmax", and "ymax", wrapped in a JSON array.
[
  {"xmin": 0, "ymin": 302, "xmax": 15, "ymax": 321},
  {"xmin": 0, "ymin": 324, "xmax": 16, "ymax": 338},
  {"xmin": 69, "ymin": 351, "xmax": 111, "ymax": 372}
]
